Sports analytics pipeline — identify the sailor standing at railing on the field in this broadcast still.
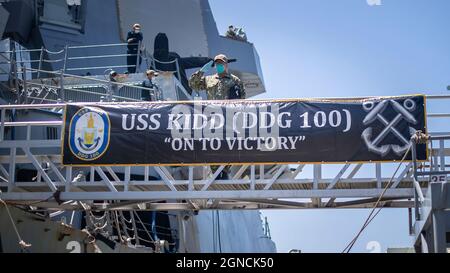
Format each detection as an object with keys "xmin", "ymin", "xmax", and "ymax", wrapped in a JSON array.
[
  {"xmin": 141, "ymin": 69, "xmax": 161, "ymax": 101},
  {"xmin": 126, "ymin": 23, "xmax": 144, "ymax": 73}
]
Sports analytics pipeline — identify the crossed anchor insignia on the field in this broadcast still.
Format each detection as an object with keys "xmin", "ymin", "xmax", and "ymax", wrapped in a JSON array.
[
  {"xmin": 77, "ymin": 137, "xmax": 101, "ymax": 151},
  {"xmin": 361, "ymin": 99, "xmax": 417, "ymax": 157}
]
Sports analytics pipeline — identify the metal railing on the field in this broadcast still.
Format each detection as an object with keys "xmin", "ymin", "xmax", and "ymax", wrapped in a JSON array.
[
  {"xmin": 83, "ymin": 209, "xmax": 178, "ymax": 252},
  {"xmin": 0, "ymin": 41, "xmax": 192, "ymax": 104},
  {"xmin": 410, "ymin": 133, "xmax": 450, "ymax": 220},
  {"xmin": 4, "ymin": 66, "xmax": 191, "ymax": 105},
  {"xmin": 0, "ymin": 42, "xmax": 183, "ymax": 79}
]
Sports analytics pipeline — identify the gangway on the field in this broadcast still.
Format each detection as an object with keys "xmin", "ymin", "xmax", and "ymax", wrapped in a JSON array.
[
  {"xmin": 0, "ymin": 41, "xmax": 449, "ymax": 214},
  {"xmin": 0, "ymin": 95, "xmax": 448, "ymax": 213}
]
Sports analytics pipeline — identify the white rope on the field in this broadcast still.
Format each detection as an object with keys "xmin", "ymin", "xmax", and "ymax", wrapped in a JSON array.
[
  {"xmin": 0, "ymin": 195, "xmax": 32, "ymax": 250},
  {"xmin": 342, "ymin": 145, "xmax": 412, "ymax": 253}
]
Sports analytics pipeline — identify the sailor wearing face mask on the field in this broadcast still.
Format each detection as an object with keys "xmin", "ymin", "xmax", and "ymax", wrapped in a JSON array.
[
  {"xmin": 189, "ymin": 54, "xmax": 245, "ymax": 100},
  {"xmin": 126, "ymin": 23, "xmax": 143, "ymax": 73}
]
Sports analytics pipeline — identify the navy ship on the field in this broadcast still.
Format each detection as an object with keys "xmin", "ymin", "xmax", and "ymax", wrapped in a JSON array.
[{"xmin": 0, "ymin": 0, "xmax": 276, "ymax": 253}]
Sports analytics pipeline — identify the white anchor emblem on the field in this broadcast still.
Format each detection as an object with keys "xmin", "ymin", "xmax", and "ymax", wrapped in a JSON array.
[{"xmin": 361, "ymin": 99, "xmax": 417, "ymax": 157}]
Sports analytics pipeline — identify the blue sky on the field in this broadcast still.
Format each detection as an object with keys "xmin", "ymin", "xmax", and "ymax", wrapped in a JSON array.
[{"xmin": 209, "ymin": 0, "xmax": 450, "ymax": 252}]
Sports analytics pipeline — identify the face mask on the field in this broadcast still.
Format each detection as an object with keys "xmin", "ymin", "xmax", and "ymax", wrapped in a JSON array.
[
  {"xmin": 216, "ymin": 63, "xmax": 225, "ymax": 74},
  {"xmin": 134, "ymin": 29, "xmax": 140, "ymax": 33}
]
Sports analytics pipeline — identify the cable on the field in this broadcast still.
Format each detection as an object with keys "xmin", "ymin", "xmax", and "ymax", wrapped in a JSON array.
[
  {"xmin": 342, "ymin": 145, "xmax": 411, "ymax": 253},
  {"xmin": 0, "ymin": 196, "xmax": 32, "ymax": 250}
]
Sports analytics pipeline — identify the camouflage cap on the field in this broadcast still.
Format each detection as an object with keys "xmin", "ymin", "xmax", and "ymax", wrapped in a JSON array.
[{"xmin": 214, "ymin": 54, "xmax": 228, "ymax": 63}]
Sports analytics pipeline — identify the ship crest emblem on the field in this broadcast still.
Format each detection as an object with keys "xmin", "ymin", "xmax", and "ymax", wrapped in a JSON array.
[{"xmin": 69, "ymin": 107, "xmax": 110, "ymax": 161}]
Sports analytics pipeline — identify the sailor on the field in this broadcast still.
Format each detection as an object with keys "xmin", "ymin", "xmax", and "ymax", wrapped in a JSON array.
[
  {"xmin": 141, "ymin": 69, "xmax": 160, "ymax": 101},
  {"xmin": 225, "ymin": 25, "xmax": 238, "ymax": 39},
  {"xmin": 189, "ymin": 54, "xmax": 246, "ymax": 180},
  {"xmin": 126, "ymin": 23, "xmax": 143, "ymax": 73},
  {"xmin": 237, "ymin": 27, "xmax": 248, "ymax": 42},
  {"xmin": 188, "ymin": 54, "xmax": 245, "ymax": 100},
  {"xmin": 107, "ymin": 70, "xmax": 119, "ymax": 101}
]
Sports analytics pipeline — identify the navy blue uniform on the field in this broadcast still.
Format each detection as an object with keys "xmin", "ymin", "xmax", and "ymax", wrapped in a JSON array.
[
  {"xmin": 126, "ymin": 31, "xmax": 143, "ymax": 73},
  {"xmin": 141, "ymin": 79, "xmax": 156, "ymax": 101}
]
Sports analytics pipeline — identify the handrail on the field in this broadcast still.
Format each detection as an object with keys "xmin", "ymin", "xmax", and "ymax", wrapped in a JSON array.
[
  {"xmin": 0, "ymin": 43, "xmax": 137, "ymax": 54},
  {"xmin": 43, "ymin": 48, "xmax": 65, "ymax": 55},
  {"xmin": 65, "ymin": 65, "xmax": 135, "ymax": 71},
  {"xmin": 0, "ymin": 103, "xmax": 65, "ymax": 110},
  {"xmin": 26, "ymin": 81, "xmax": 143, "ymax": 102},
  {"xmin": 22, "ymin": 67, "xmax": 156, "ymax": 92},
  {"xmin": 427, "ymin": 113, "xmax": 450, "ymax": 118},
  {"xmin": 67, "ymin": 53, "xmax": 137, "ymax": 60},
  {"xmin": 0, "ymin": 42, "xmax": 142, "ymax": 77},
  {"xmin": 67, "ymin": 43, "xmax": 138, "ymax": 49},
  {"xmin": 0, "ymin": 42, "xmax": 186, "ymax": 88},
  {"xmin": 2, "ymin": 120, "xmax": 62, "ymax": 127}
]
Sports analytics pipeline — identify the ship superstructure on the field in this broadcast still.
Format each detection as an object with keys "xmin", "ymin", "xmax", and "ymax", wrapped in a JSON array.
[{"xmin": 0, "ymin": 0, "xmax": 275, "ymax": 253}]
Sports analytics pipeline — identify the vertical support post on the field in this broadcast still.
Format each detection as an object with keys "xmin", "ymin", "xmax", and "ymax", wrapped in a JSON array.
[
  {"xmin": 62, "ymin": 45, "xmax": 69, "ymax": 74},
  {"xmin": 250, "ymin": 165, "xmax": 255, "ymax": 190},
  {"xmin": 408, "ymin": 207, "xmax": 414, "ymax": 235},
  {"xmin": 411, "ymin": 140, "xmax": 420, "ymax": 221},
  {"xmin": 376, "ymin": 163, "xmax": 381, "ymax": 189},
  {"xmin": 430, "ymin": 140, "xmax": 435, "ymax": 171},
  {"xmin": 259, "ymin": 165, "xmax": 264, "ymax": 181},
  {"xmin": 26, "ymin": 125, "xmax": 31, "ymax": 140},
  {"xmin": 144, "ymin": 166, "xmax": 149, "ymax": 183},
  {"xmin": 65, "ymin": 166, "xmax": 72, "ymax": 192},
  {"xmin": 37, "ymin": 46, "xmax": 44, "ymax": 78},
  {"xmin": 59, "ymin": 69, "xmax": 65, "ymax": 102},
  {"xmin": 439, "ymin": 140, "xmax": 445, "ymax": 171},
  {"xmin": 8, "ymin": 147, "xmax": 16, "ymax": 192},
  {"xmin": 432, "ymin": 141, "xmax": 439, "ymax": 171},
  {"xmin": 22, "ymin": 59, "xmax": 28, "ymax": 104},
  {"xmin": 432, "ymin": 210, "xmax": 447, "ymax": 253},
  {"xmin": 0, "ymin": 108, "xmax": 5, "ymax": 142},
  {"xmin": 135, "ymin": 40, "xmax": 141, "ymax": 73},
  {"xmin": 313, "ymin": 165, "xmax": 321, "ymax": 189},
  {"xmin": 12, "ymin": 46, "xmax": 20, "ymax": 104},
  {"xmin": 90, "ymin": 167, "xmax": 95, "ymax": 182},
  {"xmin": 106, "ymin": 82, "xmax": 113, "ymax": 102},
  {"xmin": 188, "ymin": 166, "xmax": 194, "ymax": 191},
  {"xmin": 60, "ymin": 45, "xmax": 69, "ymax": 102},
  {"xmin": 313, "ymin": 164, "xmax": 322, "ymax": 207},
  {"xmin": 124, "ymin": 166, "xmax": 130, "ymax": 192}
]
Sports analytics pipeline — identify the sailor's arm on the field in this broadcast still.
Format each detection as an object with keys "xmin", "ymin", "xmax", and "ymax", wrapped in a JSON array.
[
  {"xmin": 188, "ymin": 71, "xmax": 207, "ymax": 91},
  {"xmin": 189, "ymin": 60, "xmax": 213, "ymax": 91}
]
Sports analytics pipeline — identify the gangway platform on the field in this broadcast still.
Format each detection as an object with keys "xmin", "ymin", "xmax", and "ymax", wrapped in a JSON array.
[{"xmin": 0, "ymin": 96, "xmax": 448, "ymax": 212}]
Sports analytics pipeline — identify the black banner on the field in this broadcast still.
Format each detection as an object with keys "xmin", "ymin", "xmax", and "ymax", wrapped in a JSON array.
[{"xmin": 62, "ymin": 95, "xmax": 427, "ymax": 165}]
